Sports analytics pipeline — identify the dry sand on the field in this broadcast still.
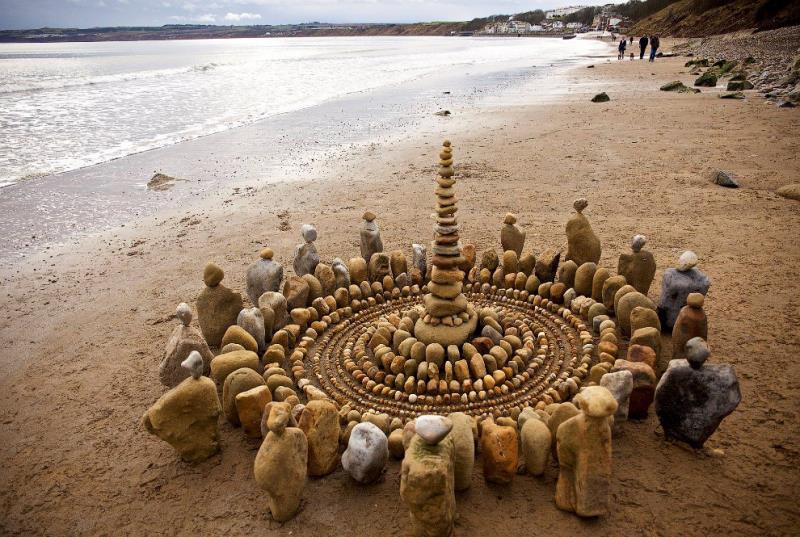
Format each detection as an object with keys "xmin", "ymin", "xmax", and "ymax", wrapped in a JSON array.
[{"xmin": 1, "ymin": 51, "xmax": 799, "ymax": 536}]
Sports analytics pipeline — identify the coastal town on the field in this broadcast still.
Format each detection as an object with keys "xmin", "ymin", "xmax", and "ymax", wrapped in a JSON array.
[{"xmin": 480, "ymin": 5, "xmax": 629, "ymax": 35}]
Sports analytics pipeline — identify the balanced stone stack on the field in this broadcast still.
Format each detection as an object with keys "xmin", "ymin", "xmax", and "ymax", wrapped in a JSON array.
[{"xmin": 414, "ymin": 141, "xmax": 478, "ymax": 347}]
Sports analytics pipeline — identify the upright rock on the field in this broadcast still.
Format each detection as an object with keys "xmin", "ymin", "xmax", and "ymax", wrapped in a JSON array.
[
  {"xmin": 246, "ymin": 248, "xmax": 284, "ymax": 306},
  {"xmin": 448, "ymin": 412, "xmax": 475, "ymax": 491},
  {"xmin": 259, "ymin": 291, "xmax": 288, "ymax": 335},
  {"xmin": 159, "ymin": 303, "xmax": 214, "ymax": 387},
  {"xmin": 237, "ymin": 307, "xmax": 266, "ymax": 354},
  {"xmin": 600, "ymin": 369, "xmax": 634, "ymax": 423},
  {"xmin": 555, "ymin": 386, "xmax": 617, "ymax": 517},
  {"xmin": 254, "ymin": 402, "xmax": 307, "ymax": 522},
  {"xmin": 655, "ymin": 338, "xmax": 741, "ymax": 448},
  {"xmin": 617, "ymin": 235, "xmax": 657, "ymax": 296},
  {"xmin": 342, "ymin": 422, "xmax": 389, "ymax": 484},
  {"xmin": 480, "ymin": 418, "xmax": 518, "ymax": 484},
  {"xmin": 143, "ymin": 351, "xmax": 221, "ymax": 462},
  {"xmin": 657, "ymin": 251, "xmax": 711, "ymax": 331},
  {"xmin": 518, "ymin": 411, "xmax": 551, "ymax": 476},
  {"xmin": 671, "ymin": 292, "xmax": 708, "ymax": 359},
  {"xmin": 291, "ymin": 224, "xmax": 319, "ymax": 278},
  {"xmin": 331, "ymin": 257, "xmax": 351, "ymax": 290},
  {"xmin": 414, "ymin": 141, "xmax": 478, "ymax": 347},
  {"xmin": 412, "ymin": 244, "xmax": 428, "ymax": 280},
  {"xmin": 196, "ymin": 262, "xmax": 243, "ymax": 347},
  {"xmin": 298, "ymin": 399, "xmax": 341, "ymax": 477},
  {"xmin": 360, "ymin": 211, "xmax": 384, "ymax": 262},
  {"xmin": 222, "ymin": 367, "xmax": 266, "ymax": 426},
  {"xmin": 500, "ymin": 213, "xmax": 526, "ymax": 256},
  {"xmin": 565, "ymin": 198, "xmax": 601, "ymax": 267},
  {"xmin": 400, "ymin": 415, "xmax": 456, "ymax": 537}
]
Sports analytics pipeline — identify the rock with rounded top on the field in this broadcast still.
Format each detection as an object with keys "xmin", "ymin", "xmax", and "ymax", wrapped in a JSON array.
[
  {"xmin": 203, "ymin": 262, "xmax": 224, "ymax": 287},
  {"xmin": 480, "ymin": 249, "xmax": 499, "ymax": 272},
  {"xmin": 520, "ymin": 415, "xmax": 551, "ymax": 476},
  {"xmin": 298, "ymin": 399, "xmax": 341, "ymax": 476},
  {"xmin": 565, "ymin": 199, "xmax": 601, "ymax": 266},
  {"xmin": 330, "ymin": 257, "xmax": 351, "ymax": 290},
  {"xmin": 259, "ymin": 291, "xmax": 287, "ymax": 334},
  {"xmin": 655, "ymin": 337, "xmax": 741, "ymax": 448},
  {"xmin": 210, "ymin": 350, "xmax": 260, "ymax": 385},
  {"xmin": 237, "ymin": 307, "xmax": 266, "ymax": 354},
  {"xmin": 412, "ymin": 244, "xmax": 427, "ymax": 278},
  {"xmin": 142, "ymin": 372, "xmax": 221, "ymax": 462},
  {"xmin": 617, "ymin": 291, "xmax": 656, "ymax": 336},
  {"xmin": 221, "ymin": 324, "xmax": 258, "ymax": 353},
  {"xmin": 657, "ymin": 254, "xmax": 711, "ymax": 331},
  {"xmin": 573, "ymin": 262, "xmax": 597, "ymax": 297},
  {"xmin": 348, "ymin": 257, "xmax": 369, "ymax": 284},
  {"xmin": 448, "ymin": 412, "xmax": 475, "ymax": 491},
  {"xmin": 314, "ymin": 263, "xmax": 337, "ymax": 297},
  {"xmin": 293, "ymin": 224, "xmax": 320, "ymax": 277},
  {"xmin": 555, "ymin": 386, "xmax": 616, "ymax": 517},
  {"xmin": 254, "ymin": 402, "xmax": 307, "ymax": 522},
  {"xmin": 415, "ymin": 415, "xmax": 453, "ymax": 445},
  {"xmin": 547, "ymin": 403, "xmax": 580, "ymax": 459},
  {"xmin": 389, "ymin": 250, "xmax": 408, "ymax": 280},
  {"xmin": 302, "ymin": 274, "xmax": 323, "ymax": 303},
  {"xmin": 502, "ymin": 250, "xmax": 519, "ymax": 275},
  {"xmin": 617, "ymin": 235, "xmax": 656, "ymax": 295},
  {"xmin": 360, "ymin": 211, "xmax": 384, "ymax": 262},
  {"xmin": 481, "ymin": 419, "xmax": 519, "ymax": 484},
  {"xmin": 610, "ymin": 359, "xmax": 656, "ymax": 419},
  {"xmin": 160, "ymin": 304, "xmax": 214, "ymax": 387},
  {"xmin": 223, "ymin": 367, "xmax": 266, "ymax": 426},
  {"xmin": 518, "ymin": 252, "xmax": 536, "ymax": 276},
  {"xmin": 601, "ymin": 275, "xmax": 627, "ymax": 312},
  {"xmin": 630, "ymin": 306, "xmax": 661, "ymax": 334},
  {"xmin": 557, "ymin": 260, "xmax": 578, "ymax": 288},
  {"xmin": 197, "ymin": 263, "xmax": 243, "ymax": 347},
  {"xmin": 246, "ymin": 249, "xmax": 284, "ymax": 306},
  {"xmin": 342, "ymin": 422, "xmax": 389, "ymax": 484},
  {"xmin": 369, "ymin": 252, "xmax": 392, "ymax": 283},
  {"xmin": 677, "ymin": 250, "xmax": 698, "ymax": 271}
]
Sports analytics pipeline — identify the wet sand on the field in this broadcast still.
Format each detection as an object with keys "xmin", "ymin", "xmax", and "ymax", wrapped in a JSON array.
[{"xmin": 1, "ymin": 49, "xmax": 799, "ymax": 536}]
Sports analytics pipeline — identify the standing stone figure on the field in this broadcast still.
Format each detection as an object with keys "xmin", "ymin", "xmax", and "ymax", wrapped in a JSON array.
[
  {"xmin": 655, "ymin": 337, "xmax": 741, "ymax": 448},
  {"xmin": 331, "ymin": 257, "xmax": 351, "ymax": 290},
  {"xmin": 143, "ymin": 351, "xmax": 222, "ymax": 462},
  {"xmin": 500, "ymin": 212, "xmax": 526, "ymax": 256},
  {"xmin": 617, "ymin": 235, "xmax": 657, "ymax": 295},
  {"xmin": 293, "ymin": 224, "xmax": 320, "ymax": 277},
  {"xmin": 657, "ymin": 250, "xmax": 711, "ymax": 331},
  {"xmin": 360, "ymin": 211, "xmax": 383, "ymax": 262},
  {"xmin": 565, "ymin": 198, "xmax": 601, "ymax": 267},
  {"xmin": 555, "ymin": 386, "xmax": 617, "ymax": 517},
  {"xmin": 253, "ymin": 402, "xmax": 308, "ymax": 522},
  {"xmin": 196, "ymin": 262, "xmax": 243, "ymax": 347},
  {"xmin": 412, "ymin": 243, "xmax": 427, "ymax": 283},
  {"xmin": 400, "ymin": 415, "xmax": 456, "ymax": 537},
  {"xmin": 671, "ymin": 292, "xmax": 708, "ymax": 360},
  {"xmin": 246, "ymin": 248, "xmax": 284, "ymax": 306},
  {"xmin": 159, "ymin": 303, "xmax": 214, "ymax": 387}
]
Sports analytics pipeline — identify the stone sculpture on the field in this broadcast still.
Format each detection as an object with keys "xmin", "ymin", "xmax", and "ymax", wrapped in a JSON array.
[
  {"xmin": 400, "ymin": 415, "xmax": 456, "ymax": 537},
  {"xmin": 196, "ymin": 262, "xmax": 243, "ymax": 347},
  {"xmin": 555, "ymin": 386, "xmax": 617, "ymax": 517},
  {"xmin": 293, "ymin": 224, "xmax": 320, "ymax": 277},
  {"xmin": 297, "ymin": 399, "xmax": 341, "ymax": 477},
  {"xmin": 246, "ymin": 248, "xmax": 283, "ymax": 306},
  {"xmin": 414, "ymin": 141, "xmax": 478, "ymax": 347},
  {"xmin": 331, "ymin": 257, "xmax": 351, "ymax": 290},
  {"xmin": 142, "ymin": 351, "xmax": 221, "ymax": 462},
  {"xmin": 617, "ymin": 235, "xmax": 656, "ymax": 295},
  {"xmin": 657, "ymin": 250, "xmax": 711, "ymax": 331},
  {"xmin": 565, "ymin": 198, "xmax": 601, "ymax": 267},
  {"xmin": 342, "ymin": 421, "xmax": 389, "ymax": 484},
  {"xmin": 159, "ymin": 303, "xmax": 214, "ymax": 387},
  {"xmin": 254, "ymin": 402, "xmax": 307, "ymax": 522},
  {"xmin": 671, "ymin": 292, "xmax": 708, "ymax": 361},
  {"xmin": 222, "ymin": 367, "xmax": 266, "ymax": 426},
  {"xmin": 500, "ymin": 212, "xmax": 526, "ymax": 256},
  {"xmin": 655, "ymin": 337, "xmax": 741, "ymax": 448},
  {"xmin": 360, "ymin": 211, "xmax": 384, "ymax": 262},
  {"xmin": 237, "ymin": 307, "xmax": 266, "ymax": 354}
]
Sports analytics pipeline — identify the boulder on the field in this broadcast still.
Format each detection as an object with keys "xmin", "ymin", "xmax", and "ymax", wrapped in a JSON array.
[
  {"xmin": 500, "ymin": 213, "xmax": 526, "ymax": 256},
  {"xmin": 519, "ymin": 415, "xmax": 551, "ymax": 476},
  {"xmin": 235, "ymin": 385, "xmax": 271, "ymax": 437},
  {"xmin": 298, "ymin": 399, "xmax": 341, "ymax": 477},
  {"xmin": 565, "ymin": 198, "xmax": 601, "ymax": 266},
  {"xmin": 342, "ymin": 422, "xmax": 389, "ymax": 484},
  {"xmin": 573, "ymin": 262, "xmax": 597, "ymax": 297},
  {"xmin": 197, "ymin": 263, "xmax": 243, "ymax": 347},
  {"xmin": 600, "ymin": 369, "xmax": 633, "ymax": 422},
  {"xmin": 237, "ymin": 307, "xmax": 266, "ymax": 353},
  {"xmin": 591, "ymin": 92, "xmax": 610, "ymax": 102},
  {"xmin": 616, "ymin": 291, "xmax": 656, "ymax": 336},
  {"xmin": 246, "ymin": 248, "xmax": 283, "ymax": 305},
  {"xmin": 210, "ymin": 350, "xmax": 260, "ymax": 385},
  {"xmin": 293, "ymin": 224, "xmax": 320, "ymax": 277},
  {"xmin": 448, "ymin": 412, "xmax": 475, "ymax": 491},
  {"xmin": 283, "ymin": 275, "xmax": 310, "ymax": 312},
  {"xmin": 656, "ymin": 252, "xmax": 711, "ymax": 331},
  {"xmin": 159, "ymin": 303, "xmax": 214, "ymax": 387},
  {"xmin": 611, "ymin": 359, "xmax": 656, "ymax": 419},
  {"xmin": 480, "ymin": 419, "xmax": 518, "ymax": 484},
  {"xmin": 221, "ymin": 324, "xmax": 258, "ymax": 353},
  {"xmin": 222, "ymin": 367, "xmax": 266, "ymax": 426}
]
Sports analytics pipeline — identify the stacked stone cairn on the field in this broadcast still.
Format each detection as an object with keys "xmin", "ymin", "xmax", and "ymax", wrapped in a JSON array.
[
  {"xmin": 414, "ymin": 140, "xmax": 478, "ymax": 347},
  {"xmin": 141, "ymin": 143, "xmax": 742, "ymax": 531}
]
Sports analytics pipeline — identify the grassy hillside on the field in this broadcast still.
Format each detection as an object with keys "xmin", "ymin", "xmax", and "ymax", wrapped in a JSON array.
[{"xmin": 631, "ymin": 0, "xmax": 800, "ymax": 37}]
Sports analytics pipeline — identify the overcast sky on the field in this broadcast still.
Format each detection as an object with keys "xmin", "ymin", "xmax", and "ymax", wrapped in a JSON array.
[{"xmin": 0, "ymin": 0, "xmax": 611, "ymax": 30}]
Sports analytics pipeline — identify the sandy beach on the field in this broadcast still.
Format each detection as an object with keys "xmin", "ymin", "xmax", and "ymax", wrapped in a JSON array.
[{"xmin": 1, "ymin": 43, "xmax": 799, "ymax": 536}]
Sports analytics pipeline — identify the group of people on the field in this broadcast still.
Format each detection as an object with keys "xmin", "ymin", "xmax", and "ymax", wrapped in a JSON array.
[{"xmin": 615, "ymin": 34, "xmax": 660, "ymax": 62}]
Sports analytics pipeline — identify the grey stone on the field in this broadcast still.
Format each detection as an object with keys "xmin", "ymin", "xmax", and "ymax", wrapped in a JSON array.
[
  {"xmin": 342, "ymin": 422, "xmax": 389, "ymax": 484},
  {"xmin": 237, "ymin": 307, "xmax": 266, "ymax": 354},
  {"xmin": 600, "ymin": 370, "xmax": 634, "ymax": 422},
  {"xmin": 657, "ymin": 265, "xmax": 711, "ymax": 331},
  {"xmin": 655, "ymin": 338, "xmax": 741, "ymax": 448},
  {"xmin": 713, "ymin": 170, "xmax": 739, "ymax": 188},
  {"xmin": 159, "ymin": 304, "xmax": 214, "ymax": 387},
  {"xmin": 414, "ymin": 415, "xmax": 453, "ymax": 445},
  {"xmin": 259, "ymin": 291, "xmax": 288, "ymax": 332},
  {"xmin": 246, "ymin": 251, "xmax": 283, "ymax": 306},
  {"xmin": 360, "ymin": 214, "xmax": 383, "ymax": 262},
  {"xmin": 331, "ymin": 258, "xmax": 351, "ymax": 289},
  {"xmin": 412, "ymin": 244, "xmax": 427, "ymax": 277}
]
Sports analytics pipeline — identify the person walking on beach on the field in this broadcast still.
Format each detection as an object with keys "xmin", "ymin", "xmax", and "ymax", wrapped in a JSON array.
[
  {"xmin": 629, "ymin": 35, "xmax": 634, "ymax": 45},
  {"xmin": 639, "ymin": 35, "xmax": 649, "ymax": 59},
  {"xmin": 618, "ymin": 38, "xmax": 627, "ymax": 60},
  {"xmin": 649, "ymin": 35, "xmax": 660, "ymax": 62}
]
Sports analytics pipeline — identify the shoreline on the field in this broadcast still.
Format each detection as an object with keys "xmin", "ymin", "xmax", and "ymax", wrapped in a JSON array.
[
  {"xmin": 0, "ymin": 37, "xmax": 608, "ymax": 264},
  {"xmin": 1, "ymin": 45, "xmax": 799, "ymax": 535}
]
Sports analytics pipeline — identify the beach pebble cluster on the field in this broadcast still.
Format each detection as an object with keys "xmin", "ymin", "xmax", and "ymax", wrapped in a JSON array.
[{"xmin": 141, "ymin": 139, "xmax": 741, "ymax": 531}]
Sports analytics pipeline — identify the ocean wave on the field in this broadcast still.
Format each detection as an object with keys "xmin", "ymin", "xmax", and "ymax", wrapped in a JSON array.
[{"xmin": 0, "ymin": 62, "xmax": 223, "ymax": 94}]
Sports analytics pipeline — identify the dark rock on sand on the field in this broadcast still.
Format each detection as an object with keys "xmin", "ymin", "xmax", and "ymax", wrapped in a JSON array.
[
  {"xmin": 694, "ymin": 71, "xmax": 718, "ymax": 87},
  {"xmin": 712, "ymin": 170, "xmax": 739, "ymax": 188},
  {"xmin": 719, "ymin": 92, "xmax": 745, "ymax": 99},
  {"xmin": 660, "ymin": 81, "xmax": 700, "ymax": 93},
  {"xmin": 591, "ymin": 92, "xmax": 610, "ymax": 103}
]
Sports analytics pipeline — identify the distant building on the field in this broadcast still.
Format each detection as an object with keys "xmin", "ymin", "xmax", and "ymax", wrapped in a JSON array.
[
  {"xmin": 566, "ymin": 22, "xmax": 582, "ymax": 29},
  {"xmin": 546, "ymin": 5, "xmax": 587, "ymax": 19},
  {"xmin": 551, "ymin": 20, "xmax": 564, "ymax": 29}
]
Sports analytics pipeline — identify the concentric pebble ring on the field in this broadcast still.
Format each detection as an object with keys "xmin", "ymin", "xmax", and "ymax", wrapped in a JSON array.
[{"xmin": 305, "ymin": 283, "xmax": 595, "ymax": 423}]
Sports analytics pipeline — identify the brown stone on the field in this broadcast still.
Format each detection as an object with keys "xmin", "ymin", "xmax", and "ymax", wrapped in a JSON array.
[
  {"xmin": 298, "ymin": 399, "xmax": 341, "ymax": 477},
  {"xmin": 601, "ymin": 275, "xmax": 627, "ymax": 312},
  {"xmin": 480, "ymin": 420, "xmax": 518, "ymax": 484}
]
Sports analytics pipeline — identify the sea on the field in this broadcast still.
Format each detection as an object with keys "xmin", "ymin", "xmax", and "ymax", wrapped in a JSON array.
[{"xmin": 0, "ymin": 36, "xmax": 607, "ymax": 189}]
